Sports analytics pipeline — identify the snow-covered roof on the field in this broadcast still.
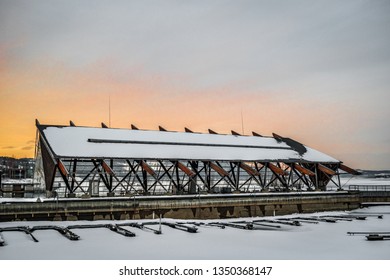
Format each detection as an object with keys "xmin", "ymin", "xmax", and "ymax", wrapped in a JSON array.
[{"xmin": 38, "ymin": 125, "xmax": 340, "ymax": 163}]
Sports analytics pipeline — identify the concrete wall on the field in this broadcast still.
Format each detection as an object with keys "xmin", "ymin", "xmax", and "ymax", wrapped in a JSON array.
[{"xmin": 0, "ymin": 192, "xmax": 362, "ymax": 222}]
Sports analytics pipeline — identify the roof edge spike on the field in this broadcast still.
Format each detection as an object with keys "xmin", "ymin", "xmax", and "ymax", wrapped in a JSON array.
[
  {"xmin": 101, "ymin": 122, "xmax": 108, "ymax": 128},
  {"xmin": 131, "ymin": 124, "xmax": 139, "ymax": 130},
  {"xmin": 35, "ymin": 119, "xmax": 41, "ymax": 127},
  {"xmin": 208, "ymin": 129, "xmax": 218, "ymax": 134},
  {"xmin": 272, "ymin": 132, "xmax": 282, "ymax": 139},
  {"xmin": 252, "ymin": 131, "xmax": 263, "ymax": 137},
  {"xmin": 159, "ymin": 126, "xmax": 167, "ymax": 131},
  {"xmin": 231, "ymin": 130, "xmax": 241, "ymax": 136},
  {"xmin": 69, "ymin": 120, "xmax": 76, "ymax": 127},
  {"xmin": 184, "ymin": 127, "xmax": 194, "ymax": 133}
]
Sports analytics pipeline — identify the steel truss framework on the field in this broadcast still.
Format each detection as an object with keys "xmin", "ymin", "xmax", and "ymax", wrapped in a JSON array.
[
  {"xmin": 52, "ymin": 159, "xmax": 340, "ymax": 196},
  {"xmin": 35, "ymin": 121, "xmax": 359, "ymax": 197}
]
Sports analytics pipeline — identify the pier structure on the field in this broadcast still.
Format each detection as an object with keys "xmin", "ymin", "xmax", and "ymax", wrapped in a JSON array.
[
  {"xmin": 0, "ymin": 191, "xmax": 361, "ymax": 221},
  {"xmin": 34, "ymin": 120, "xmax": 358, "ymax": 198}
]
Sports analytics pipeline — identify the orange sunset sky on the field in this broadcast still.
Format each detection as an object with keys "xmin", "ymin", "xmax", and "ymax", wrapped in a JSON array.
[{"xmin": 1, "ymin": 0, "xmax": 389, "ymax": 169}]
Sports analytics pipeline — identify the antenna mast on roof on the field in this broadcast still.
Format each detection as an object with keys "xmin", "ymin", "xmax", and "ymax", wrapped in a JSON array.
[
  {"xmin": 241, "ymin": 109, "xmax": 245, "ymax": 135},
  {"xmin": 109, "ymin": 93, "xmax": 111, "ymax": 128}
]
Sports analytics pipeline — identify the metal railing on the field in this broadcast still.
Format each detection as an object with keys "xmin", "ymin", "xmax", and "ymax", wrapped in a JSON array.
[
  {"xmin": 347, "ymin": 185, "xmax": 390, "ymax": 192},
  {"xmin": 346, "ymin": 185, "xmax": 390, "ymax": 198}
]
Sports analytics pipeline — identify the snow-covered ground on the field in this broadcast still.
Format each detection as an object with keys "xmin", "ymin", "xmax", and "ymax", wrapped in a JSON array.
[
  {"xmin": 1, "ymin": 206, "xmax": 389, "ymax": 260},
  {"xmin": 1, "ymin": 174, "xmax": 389, "ymax": 260}
]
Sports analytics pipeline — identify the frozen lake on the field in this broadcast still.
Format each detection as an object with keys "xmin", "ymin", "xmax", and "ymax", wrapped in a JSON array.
[{"xmin": 1, "ymin": 205, "xmax": 389, "ymax": 260}]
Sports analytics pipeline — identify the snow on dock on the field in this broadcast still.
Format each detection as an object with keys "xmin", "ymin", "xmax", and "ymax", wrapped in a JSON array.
[{"xmin": 0, "ymin": 206, "xmax": 389, "ymax": 259}]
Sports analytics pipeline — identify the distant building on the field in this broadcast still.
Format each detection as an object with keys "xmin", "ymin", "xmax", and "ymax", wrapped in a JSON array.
[
  {"xmin": 0, "ymin": 157, "xmax": 36, "ymax": 198},
  {"xmin": 0, "ymin": 157, "xmax": 35, "ymax": 179},
  {"xmin": 34, "ymin": 119, "xmax": 359, "ymax": 198}
]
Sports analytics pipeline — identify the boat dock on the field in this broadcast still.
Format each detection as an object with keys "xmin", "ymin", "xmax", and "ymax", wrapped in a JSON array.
[{"xmin": 0, "ymin": 191, "xmax": 360, "ymax": 222}]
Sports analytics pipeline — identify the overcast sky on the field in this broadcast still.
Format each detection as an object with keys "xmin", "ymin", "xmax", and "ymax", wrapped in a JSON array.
[{"xmin": 1, "ymin": 0, "xmax": 389, "ymax": 169}]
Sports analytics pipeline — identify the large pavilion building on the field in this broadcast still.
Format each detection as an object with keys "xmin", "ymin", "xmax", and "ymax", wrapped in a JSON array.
[{"xmin": 34, "ymin": 120, "xmax": 358, "ymax": 198}]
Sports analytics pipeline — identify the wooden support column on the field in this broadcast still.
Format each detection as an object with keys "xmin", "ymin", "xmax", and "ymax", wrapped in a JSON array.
[{"xmin": 57, "ymin": 159, "xmax": 71, "ymax": 194}]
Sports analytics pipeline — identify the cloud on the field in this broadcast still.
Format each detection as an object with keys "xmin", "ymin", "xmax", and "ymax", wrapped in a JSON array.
[
  {"xmin": 21, "ymin": 146, "xmax": 33, "ymax": 150},
  {"xmin": 3, "ymin": 146, "xmax": 15, "ymax": 149}
]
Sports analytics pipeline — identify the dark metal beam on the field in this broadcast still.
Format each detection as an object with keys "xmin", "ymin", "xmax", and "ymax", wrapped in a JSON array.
[{"xmin": 91, "ymin": 159, "xmax": 110, "ymax": 191}]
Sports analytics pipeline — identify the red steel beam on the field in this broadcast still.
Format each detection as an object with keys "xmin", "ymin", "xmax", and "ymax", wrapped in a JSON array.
[
  {"xmin": 294, "ymin": 163, "xmax": 315, "ymax": 176},
  {"xmin": 239, "ymin": 162, "xmax": 259, "ymax": 176},
  {"xmin": 267, "ymin": 163, "xmax": 287, "ymax": 176},
  {"xmin": 177, "ymin": 162, "xmax": 195, "ymax": 177},
  {"xmin": 318, "ymin": 164, "xmax": 336, "ymax": 175},
  {"xmin": 57, "ymin": 160, "xmax": 69, "ymax": 177},
  {"xmin": 140, "ymin": 160, "xmax": 156, "ymax": 176},
  {"xmin": 209, "ymin": 162, "xmax": 229, "ymax": 177},
  {"xmin": 339, "ymin": 164, "xmax": 360, "ymax": 175},
  {"xmin": 102, "ymin": 160, "xmax": 114, "ymax": 175}
]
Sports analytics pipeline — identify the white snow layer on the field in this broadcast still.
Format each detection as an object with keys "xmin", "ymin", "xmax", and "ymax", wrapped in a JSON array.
[
  {"xmin": 0, "ymin": 206, "xmax": 389, "ymax": 260},
  {"xmin": 41, "ymin": 126, "xmax": 339, "ymax": 162}
]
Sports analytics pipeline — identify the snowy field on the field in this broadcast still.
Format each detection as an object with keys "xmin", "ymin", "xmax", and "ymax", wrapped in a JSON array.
[
  {"xmin": 1, "ymin": 173, "xmax": 390, "ymax": 260},
  {"xmin": 0, "ymin": 206, "xmax": 389, "ymax": 260}
]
